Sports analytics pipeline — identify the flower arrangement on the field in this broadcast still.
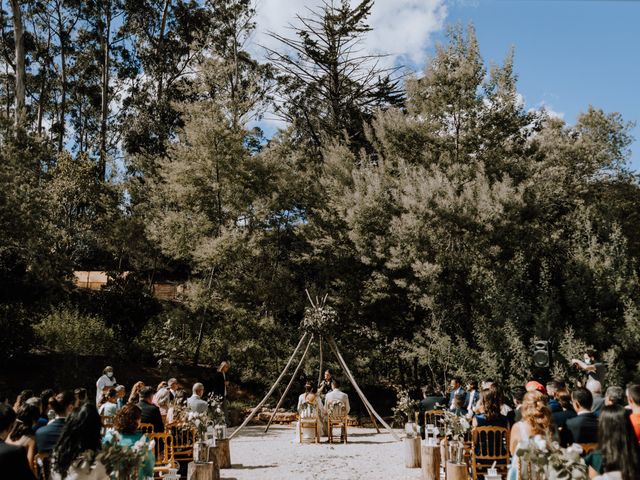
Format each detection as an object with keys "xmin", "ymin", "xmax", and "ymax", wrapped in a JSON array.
[
  {"xmin": 98, "ymin": 432, "xmax": 153, "ymax": 479},
  {"xmin": 206, "ymin": 393, "xmax": 225, "ymax": 426},
  {"xmin": 514, "ymin": 435, "xmax": 587, "ymax": 480},
  {"xmin": 300, "ymin": 291, "xmax": 338, "ymax": 333},
  {"xmin": 441, "ymin": 410, "xmax": 471, "ymax": 441},
  {"xmin": 298, "ymin": 401, "xmax": 317, "ymax": 418},
  {"xmin": 392, "ymin": 388, "xmax": 418, "ymax": 425}
]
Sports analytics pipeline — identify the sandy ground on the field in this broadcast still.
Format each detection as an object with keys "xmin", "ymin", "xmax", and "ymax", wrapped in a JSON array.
[{"xmin": 219, "ymin": 425, "xmax": 422, "ymax": 480}]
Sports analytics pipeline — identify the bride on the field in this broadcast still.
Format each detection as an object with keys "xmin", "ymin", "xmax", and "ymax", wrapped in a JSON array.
[{"xmin": 296, "ymin": 383, "xmax": 325, "ymax": 442}]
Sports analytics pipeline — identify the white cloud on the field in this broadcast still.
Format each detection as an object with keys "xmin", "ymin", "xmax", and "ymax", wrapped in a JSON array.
[{"xmin": 250, "ymin": 0, "xmax": 447, "ymax": 70}]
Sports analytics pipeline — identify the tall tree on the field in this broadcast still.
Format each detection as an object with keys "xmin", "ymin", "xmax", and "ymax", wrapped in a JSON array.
[{"xmin": 9, "ymin": 0, "xmax": 25, "ymax": 128}]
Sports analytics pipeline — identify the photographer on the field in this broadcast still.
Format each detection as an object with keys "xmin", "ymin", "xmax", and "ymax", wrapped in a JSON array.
[{"xmin": 571, "ymin": 349, "xmax": 606, "ymax": 386}]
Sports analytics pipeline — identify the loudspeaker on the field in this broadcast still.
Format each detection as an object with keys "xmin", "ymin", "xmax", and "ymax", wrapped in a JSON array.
[{"xmin": 532, "ymin": 340, "xmax": 551, "ymax": 368}]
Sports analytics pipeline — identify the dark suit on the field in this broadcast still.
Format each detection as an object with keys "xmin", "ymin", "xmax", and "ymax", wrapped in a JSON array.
[
  {"xmin": 210, "ymin": 371, "xmax": 226, "ymax": 399},
  {"xmin": 591, "ymin": 395, "xmax": 604, "ymax": 416},
  {"xmin": 565, "ymin": 412, "xmax": 598, "ymax": 444},
  {"xmin": 552, "ymin": 409, "xmax": 577, "ymax": 447},
  {"xmin": 0, "ymin": 441, "xmax": 36, "ymax": 480},
  {"xmin": 138, "ymin": 401, "xmax": 164, "ymax": 433},
  {"xmin": 419, "ymin": 396, "xmax": 447, "ymax": 439},
  {"xmin": 35, "ymin": 418, "xmax": 65, "ymax": 454}
]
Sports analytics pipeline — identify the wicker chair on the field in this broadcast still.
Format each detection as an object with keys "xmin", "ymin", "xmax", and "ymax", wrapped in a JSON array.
[
  {"xmin": 471, "ymin": 426, "xmax": 510, "ymax": 480},
  {"xmin": 299, "ymin": 404, "xmax": 320, "ymax": 444},
  {"xmin": 326, "ymin": 401, "xmax": 348, "ymax": 444}
]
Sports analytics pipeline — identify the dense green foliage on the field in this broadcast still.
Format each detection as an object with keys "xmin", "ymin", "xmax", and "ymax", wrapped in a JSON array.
[{"xmin": 1, "ymin": 1, "xmax": 639, "ymax": 394}]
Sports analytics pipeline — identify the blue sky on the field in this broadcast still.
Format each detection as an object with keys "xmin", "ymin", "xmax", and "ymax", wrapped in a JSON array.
[
  {"xmin": 436, "ymin": 0, "xmax": 640, "ymax": 171},
  {"xmin": 254, "ymin": 0, "xmax": 639, "ymax": 171}
]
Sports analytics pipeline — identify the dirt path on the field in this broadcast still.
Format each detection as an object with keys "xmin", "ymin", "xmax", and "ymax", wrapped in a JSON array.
[{"xmin": 221, "ymin": 425, "xmax": 421, "ymax": 480}]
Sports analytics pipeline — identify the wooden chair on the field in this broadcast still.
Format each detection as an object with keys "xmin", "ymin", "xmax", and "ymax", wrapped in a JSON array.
[
  {"xmin": 326, "ymin": 400, "xmax": 348, "ymax": 444},
  {"xmin": 471, "ymin": 426, "xmax": 510, "ymax": 480},
  {"xmin": 578, "ymin": 443, "xmax": 598, "ymax": 455},
  {"xmin": 149, "ymin": 431, "xmax": 175, "ymax": 479},
  {"xmin": 100, "ymin": 414, "xmax": 114, "ymax": 436},
  {"xmin": 166, "ymin": 422, "xmax": 197, "ymax": 465},
  {"xmin": 516, "ymin": 455, "xmax": 546, "ymax": 480},
  {"xmin": 138, "ymin": 422, "xmax": 155, "ymax": 435},
  {"xmin": 424, "ymin": 409, "xmax": 446, "ymax": 433},
  {"xmin": 34, "ymin": 452, "xmax": 51, "ymax": 480},
  {"xmin": 298, "ymin": 404, "xmax": 320, "ymax": 444}
]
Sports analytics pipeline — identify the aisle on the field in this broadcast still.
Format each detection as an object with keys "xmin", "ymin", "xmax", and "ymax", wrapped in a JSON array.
[{"xmin": 222, "ymin": 425, "xmax": 421, "ymax": 480}]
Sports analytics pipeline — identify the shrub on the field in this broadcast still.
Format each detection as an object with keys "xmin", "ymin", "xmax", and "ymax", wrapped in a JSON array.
[{"xmin": 35, "ymin": 306, "xmax": 116, "ymax": 356}]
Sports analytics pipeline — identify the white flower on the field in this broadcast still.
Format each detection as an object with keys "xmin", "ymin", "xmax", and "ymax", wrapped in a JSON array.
[
  {"xmin": 460, "ymin": 418, "xmax": 470, "ymax": 429},
  {"xmin": 533, "ymin": 435, "xmax": 548, "ymax": 452}
]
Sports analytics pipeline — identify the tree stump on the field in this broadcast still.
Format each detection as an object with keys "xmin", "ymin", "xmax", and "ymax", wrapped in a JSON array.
[
  {"xmin": 404, "ymin": 436, "xmax": 421, "ymax": 468},
  {"xmin": 446, "ymin": 461, "xmax": 468, "ymax": 480},
  {"xmin": 421, "ymin": 444, "xmax": 440, "ymax": 480},
  {"xmin": 187, "ymin": 461, "xmax": 219, "ymax": 480},
  {"xmin": 214, "ymin": 439, "xmax": 231, "ymax": 469}
]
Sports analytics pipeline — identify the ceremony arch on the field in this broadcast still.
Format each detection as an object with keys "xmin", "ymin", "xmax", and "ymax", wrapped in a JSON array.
[{"xmin": 229, "ymin": 292, "xmax": 400, "ymax": 441}]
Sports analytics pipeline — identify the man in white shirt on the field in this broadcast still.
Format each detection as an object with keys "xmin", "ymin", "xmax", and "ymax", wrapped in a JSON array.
[
  {"xmin": 188, "ymin": 383, "xmax": 208, "ymax": 414},
  {"xmin": 154, "ymin": 378, "xmax": 179, "ymax": 415},
  {"xmin": 325, "ymin": 379, "xmax": 350, "ymax": 415}
]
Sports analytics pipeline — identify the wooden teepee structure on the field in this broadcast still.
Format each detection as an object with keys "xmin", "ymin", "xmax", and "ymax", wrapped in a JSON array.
[{"xmin": 229, "ymin": 292, "xmax": 400, "ymax": 441}]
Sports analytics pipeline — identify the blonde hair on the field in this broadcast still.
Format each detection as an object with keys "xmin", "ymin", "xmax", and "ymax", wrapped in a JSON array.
[{"xmin": 521, "ymin": 391, "xmax": 551, "ymax": 436}]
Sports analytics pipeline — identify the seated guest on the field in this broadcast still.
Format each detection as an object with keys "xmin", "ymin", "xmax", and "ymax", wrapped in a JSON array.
[
  {"xmin": 187, "ymin": 383, "xmax": 208, "ymax": 414},
  {"xmin": 419, "ymin": 386, "xmax": 446, "ymax": 438},
  {"xmin": 509, "ymin": 391, "xmax": 552, "ymax": 454},
  {"xmin": 13, "ymin": 390, "xmax": 34, "ymax": 412},
  {"xmin": 154, "ymin": 379, "xmax": 176, "ymax": 416},
  {"xmin": 473, "ymin": 388, "xmax": 509, "ymax": 464},
  {"xmin": 465, "ymin": 380, "xmax": 479, "ymax": 414},
  {"xmin": 166, "ymin": 390, "xmax": 188, "ymax": 424},
  {"xmin": 7, "ymin": 404, "xmax": 39, "ymax": 475},
  {"xmin": 36, "ymin": 391, "xmax": 75, "ymax": 454},
  {"xmin": 297, "ymin": 383, "xmax": 313, "ymax": 411},
  {"xmin": 448, "ymin": 378, "xmax": 466, "ymax": 410},
  {"xmin": 325, "ymin": 379, "xmax": 349, "ymax": 415},
  {"xmin": 585, "ymin": 405, "xmax": 640, "ymax": 480},
  {"xmin": 552, "ymin": 390, "xmax": 577, "ymax": 447},
  {"xmin": 74, "ymin": 388, "xmax": 88, "ymax": 407},
  {"xmin": 626, "ymin": 384, "xmax": 640, "ymax": 443},
  {"xmin": 473, "ymin": 388, "xmax": 509, "ymax": 429},
  {"xmin": 104, "ymin": 405, "xmax": 154, "ymax": 480},
  {"xmin": 566, "ymin": 387, "xmax": 599, "ymax": 444},
  {"xmin": 137, "ymin": 387, "xmax": 164, "ymax": 433},
  {"xmin": 451, "ymin": 393, "xmax": 468, "ymax": 417},
  {"xmin": 115, "ymin": 385, "xmax": 126, "ymax": 410},
  {"xmin": 507, "ymin": 386, "xmax": 527, "ymax": 425},
  {"xmin": 546, "ymin": 381, "xmax": 563, "ymax": 413},
  {"xmin": 37, "ymin": 389, "xmax": 55, "ymax": 428},
  {"xmin": 0, "ymin": 404, "xmax": 36, "ymax": 480},
  {"xmin": 51, "ymin": 403, "xmax": 108, "ymax": 480},
  {"xmin": 98, "ymin": 389, "xmax": 118, "ymax": 417},
  {"xmin": 128, "ymin": 381, "xmax": 145, "ymax": 405},
  {"xmin": 587, "ymin": 379, "xmax": 605, "ymax": 415},
  {"xmin": 604, "ymin": 386, "xmax": 625, "ymax": 407}
]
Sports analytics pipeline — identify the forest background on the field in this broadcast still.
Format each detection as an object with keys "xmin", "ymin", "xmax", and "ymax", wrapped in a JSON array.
[{"xmin": 1, "ymin": 0, "xmax": 639, "ymax": 407}]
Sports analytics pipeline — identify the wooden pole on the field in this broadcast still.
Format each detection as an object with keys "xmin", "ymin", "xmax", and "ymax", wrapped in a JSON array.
[
  {"xmin": 317, "ymin": 335, "xmax": 323, "ymax": 386},
  {"xmin": 229, "ymin": 332, "xmax": 308, "ymax": 439},
  {"xmin": 264, "ymin": 334, "xmax": 314, "ymax": 432},
  {"xmin": 327, "ymin": 337, "xmax": 400, "ymax": 441},
  {"xmin": 327, "ymin": 338, "xmax": 380, "ymax": 433}
]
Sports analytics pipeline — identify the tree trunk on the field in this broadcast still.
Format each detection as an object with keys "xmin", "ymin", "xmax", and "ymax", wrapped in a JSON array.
[
  {"xmin": 99, "ymin": 0, "xmax": 112, "ymax": 180},
  {"xmin": 9, "ymin": 0, "xmax": 26, "ymax": 129},
  {"xmin": 55, "ymin": 0, "xmax": 67, "ymax": 151},
  {"xmin": 421, "ymin": 444, "xmax": 440, "ymax": 480},
  {"xmin": 404, "ymin": 437, "xmax": 421, "ymax": 468},
  {"xmin": 156, "ymin": 0, "xmax": 171, "ymax": 103}
]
